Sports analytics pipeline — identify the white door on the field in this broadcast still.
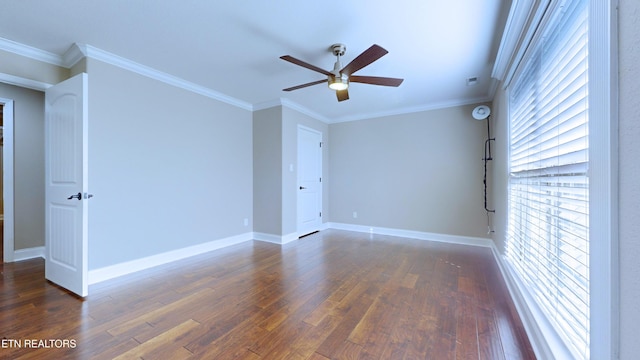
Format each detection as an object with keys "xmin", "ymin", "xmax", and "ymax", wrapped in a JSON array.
[
  {"xmin": 45, "ymin": 73, "xmax": 89, "ymax": 297},
  {"xmin": 297, "ymin": 126, "xmax": 322, "ymax": 236}
]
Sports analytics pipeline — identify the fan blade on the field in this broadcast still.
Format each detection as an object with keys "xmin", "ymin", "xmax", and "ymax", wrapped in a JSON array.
[
  {"xmin": 280, "ymin": 55, "xmax": 332, "ymax": 76},
  {"xmin": 340, "ymin": 44, "xmax": 388, "ymax": 76},
  {"xmin": 283, "ymin": 79, "xmax": 327, "ymax": 92},
  {"xmin": 336, "ymin": 89, "xmax": 349, "ymax": 102},
  {"xmin": 349, "ymin": 75, "xmax": 404, "ymax": 87}
]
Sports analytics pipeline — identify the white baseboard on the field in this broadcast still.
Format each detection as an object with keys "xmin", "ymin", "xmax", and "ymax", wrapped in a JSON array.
[
  {"xmin": 88, "ymin": 232, "xmax": 253, "ymax": 285},
  {"xmin": 79, "ymin": 222, "xmax": 547, "ymax": 359},
  {"xmin": 80, "ymin": 221, "xmax": 549, "ymax": 359},
  {"xmin": 488, "ymin": 243, "xmax": 568, "ymax": 360},
  {"xmin": 327, "ymin": 222, "xmax": 493, "ymax": 247},
  {"xmin": 13, "ymin": 246, "xmax": 45, "ymax": 261},
  {"xmin": 253, "ymin": 231, "xmax": 298, "ymax": 245}
]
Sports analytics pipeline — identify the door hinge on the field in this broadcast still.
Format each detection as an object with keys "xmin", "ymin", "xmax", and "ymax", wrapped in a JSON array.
[
  {"xmin": 319, "ymin": 142, "xmax": 323, "ymax": 148},
  {"xmin": 319, "ymin": 177, "xmax": 322, "ymax": 183},
  {"xmin": 319, "ymin": 212, "xmax": 322, "ymax": 217}
]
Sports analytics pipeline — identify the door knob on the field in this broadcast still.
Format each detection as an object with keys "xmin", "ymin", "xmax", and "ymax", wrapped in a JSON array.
[
  {"xmin": 67, "ymin": 192, "xmax": 82, "ymax": 200},
  {"xmin": 299, "ymin": 186, "xmax": 306, "ymax": 190}
]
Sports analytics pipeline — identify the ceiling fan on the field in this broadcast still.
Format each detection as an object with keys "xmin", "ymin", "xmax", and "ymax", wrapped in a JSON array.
[{"xmin": 280, "ymin": 44, "xmax": 404, "ymax": 102}]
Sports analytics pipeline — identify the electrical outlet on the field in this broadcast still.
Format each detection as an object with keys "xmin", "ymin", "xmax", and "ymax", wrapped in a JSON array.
[
  {"xmin": 243, "ymin": 218, "xmax": 249, "ymax": 226},
  {"xmin": 353, "ymin": 211, "xmax": 358, "ymax": 219}
]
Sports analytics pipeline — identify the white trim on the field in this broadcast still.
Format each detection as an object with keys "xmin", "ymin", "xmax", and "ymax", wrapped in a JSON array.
[
  {"xmin": 282, "ymin": 232, "xmax": 299, "ymax": 244},
  {"xmin": 70, "ymin": 43, "xmax": 253, "ymax": 111},
  {"xmin": 1, "ymin": 98, "xmax": 14, "ymax": 263},
  {"xmin": 0, "ymin": 39, "xmax": 253, "ymax": 111},
  {"xmin": 1, "ymin": 38, "xmax": 498, "ymax": 125},
  {"xmin": 77, "ymin": 222, "xmax": 543, "ymax": 359},
  {"xmin": 252, "ymin": 98, "xmax": 285, "ymax": 112},
  {"xmin": 328, "ymin": 95, "xmax": 494, "ymax": 124},
  {"xmin": 0, "ymin": 72, "xmax": 52, "ymax": 91},
  {"xmin": 253, "ymin": 232, "xmax": 285, "ymax": 244},
  {"xmin": 500, "ymin": 1, "xmax": 620, "ymax": 358},
  {"xmin": 88, "ymin": 232, "xmax": 253, "ymax": 284},
  {"xmin": 297, "ymin": 125, "xmax": 324, "ymax": 237},
  {"xmin": 61, "ymin": 43, "xmax": 86, "ymax": 68},
  {"xmin": 492, "ymin": 0, "xmax": 540, "ymax": 81},
  {"xmin": 502, "ymin": 0, "xmax": 552, "ymax": 89},
  {"xmin": 253, "ymin": 231, "xmax": 299, "ymax": 245},
  {"xmin": 588, "ymin": 0, "xmax": 619, "ymax": 358},
  {"xmin": 0, "ymin": 37, "xmax": 64, "ymax": 67},
  {"xmin": 486, "ymin": 78, "xmax": 501, "ymax": 101},
  {"xmin": 489, "ymin": 244, "xmax": 571, "ymax": 359},
  {"xmin": 327, "ymin": 222, "xmax": 493, "ymax": 247},
  {"xmin": 253, "ymin": 98, "xmax": 331, "ymax": 123},
  {"xmin": 13, "ymin": 246, "xmax": 45, "ymax": 262},
  {"xmin": 254, "ymin": 95, "xmax": 495, "ymax": 125}
]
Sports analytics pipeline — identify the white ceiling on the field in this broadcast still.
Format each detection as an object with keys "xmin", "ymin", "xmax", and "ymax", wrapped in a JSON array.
[{"xmin": 0, "ymin": 1, "xmax": 511, "ymax": 123}]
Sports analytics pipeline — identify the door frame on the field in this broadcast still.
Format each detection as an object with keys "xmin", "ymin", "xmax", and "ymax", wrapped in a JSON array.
[
  {"xmin": 296, "ymin": 125, "xmax": 323, "ymax": 236},
  {"xmin": 0, "ymin": 75, "xmax": 51, "ymax": 263},
  {"xmin": 0, "ymin": 97, "xmax": 14, "ymax": 263}
]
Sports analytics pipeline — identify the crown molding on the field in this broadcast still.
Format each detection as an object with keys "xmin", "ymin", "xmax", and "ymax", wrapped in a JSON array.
[
  {"xmin": 0, "ymin": 39, "xmax": 252, "ymax": 111},
  {"xmin": 67, "ymin": 43, "xmax": 253, "ymax": 111},
  {"xmin": 330, "ymin": 95, "xmax": 494, "ymax": 124},
  {"xmin": 491, "ymin": 0, "xmax": 541, "ymax": 81},
  {"xmin": 0, "ymin": 37, "xmax": 64, "ymax": 66},
  {"xmin": 0, "ymin": 72, "xmax": 52, "ymax": 91},
  {"xmin": 279, "ymin": 98, "xmax": 331, "ymax": 123},
  {"xmin": 487, "ymin": 77, "xmax": 500, "ymax": 100},
  {"xmin": 252, "ymin": 98, "xmax": 331, "ymax": 123},
  {"xmin": 62, "ymin": 43, "xmax": 86, "ymax": 68},
  {"xmin": 254, "ymin": 93, "xmax": 495, "ymax": 125},
  {"xmin": 2, "ymin": 37, "xmax": 497, "ymax": 122},
  {"xmin": 501, "ymin": 0, "xmax": 551, "ymax": 88},
  {"xmin": 252, "ymin": 98, "xmax": 284, "ymax": 112}
]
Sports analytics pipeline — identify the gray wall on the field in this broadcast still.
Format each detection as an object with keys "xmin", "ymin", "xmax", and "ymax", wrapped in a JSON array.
[
  {"xmin": 253, "ymin": 107, "xmax": 283, "ymax": 235},
  {"xmin": 489, "ymin": 86, "xmax": 508, "ymax": 254},
  {"xmin": 0, "ymin": 49, "xmax": 68, "ymax": 86},
  {"xmin": 328, "ymin": 104, "xmax": 490, "ymax": 239},
  {"xmin": 85, "ymin": 58, "xmax": 253, "ymax": 270},
  {"xmin": 0, "ymin": 83, "xmax": 45, "ymax": 250},
  {"xmin": 282, "ymin": 107, "xmax": 329, "ymax": 235},
  {"xmin": 618, "ymin": 0, "xmax": 640, "ymax": 357},
  {"xmin": 253, "ymin": 105, "xmax": 329, "ymax": 237}
]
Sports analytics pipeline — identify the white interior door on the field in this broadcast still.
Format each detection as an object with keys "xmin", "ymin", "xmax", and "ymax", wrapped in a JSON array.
[
  {"xmin": 45, "ymin": 73, "xmax": 89, "ymax": 297},
  {"xmin": 297, "ymin": 126, "xmax": 322, "ymax": 236}
]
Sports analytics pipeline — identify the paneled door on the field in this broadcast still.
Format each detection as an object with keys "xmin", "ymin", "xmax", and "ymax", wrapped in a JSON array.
[
  {"xmin": 297, "ymin": 126, "xmax": 322, "ymax": 237},
  {"xmin": 44, "ymin": 73, "xmax": 89, "ymax": 297}
]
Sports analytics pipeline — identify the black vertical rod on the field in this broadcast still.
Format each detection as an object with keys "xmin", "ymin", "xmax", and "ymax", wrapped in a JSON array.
[{"xmin": 486, "ymin": 115, "xmax": 493, "ymax": 160}]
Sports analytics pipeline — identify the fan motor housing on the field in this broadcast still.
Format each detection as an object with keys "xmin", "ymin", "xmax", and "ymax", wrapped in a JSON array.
[{"xmin": 331, "ymin": 43, "xmax": 346, "ymax": 57}]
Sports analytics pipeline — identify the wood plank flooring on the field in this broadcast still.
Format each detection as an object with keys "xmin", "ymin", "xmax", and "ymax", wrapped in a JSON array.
[{"xmin": 0, "ymin": 230, "xmax": 536, "ymax": 359}]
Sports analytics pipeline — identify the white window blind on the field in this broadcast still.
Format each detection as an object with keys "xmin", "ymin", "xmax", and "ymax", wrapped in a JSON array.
[{"xmin": 506, "ymin": 0, "xmax": 589, "ymax": 359}]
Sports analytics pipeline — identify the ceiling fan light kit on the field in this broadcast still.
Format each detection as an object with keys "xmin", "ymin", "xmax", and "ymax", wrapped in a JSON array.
[
  {"xmin": 329, "ymin": 45, "xmax": 349, "ymax": 90},
  {"xmin": 280, "ymin": 43, "xmax": 404, "ymax": 102},
  {"xmin": 328, "ymin": 75, "xmax": 349, "ymax": 91}
]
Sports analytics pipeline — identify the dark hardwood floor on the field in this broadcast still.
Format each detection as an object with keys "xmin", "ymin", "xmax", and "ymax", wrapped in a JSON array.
[{"xmin": 0, "ymin": 230, "xmax": 535, "ymax": 359}]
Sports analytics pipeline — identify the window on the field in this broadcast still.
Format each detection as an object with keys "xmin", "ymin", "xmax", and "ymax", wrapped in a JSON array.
[{"xmin": 506, "ymin": 0, "xmax": 589, "ymax": 359}]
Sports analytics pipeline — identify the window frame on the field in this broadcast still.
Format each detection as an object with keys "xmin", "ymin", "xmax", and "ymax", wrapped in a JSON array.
[{"xmin": 502, "ymin": 0, "xmax": 619, "ymax": 359}]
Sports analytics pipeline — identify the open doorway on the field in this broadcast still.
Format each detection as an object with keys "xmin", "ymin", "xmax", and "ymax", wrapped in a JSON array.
[
  {"xmin": 1, "ymin": 85, "xmax": 47, "ymax": 265},
  {"xmin": 0, "ymin": 98, "xmax": 14, "ymax": 264},
  {"xmin": 1, "ymin": 103, "xmax": 3, "ymax": 263}
]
